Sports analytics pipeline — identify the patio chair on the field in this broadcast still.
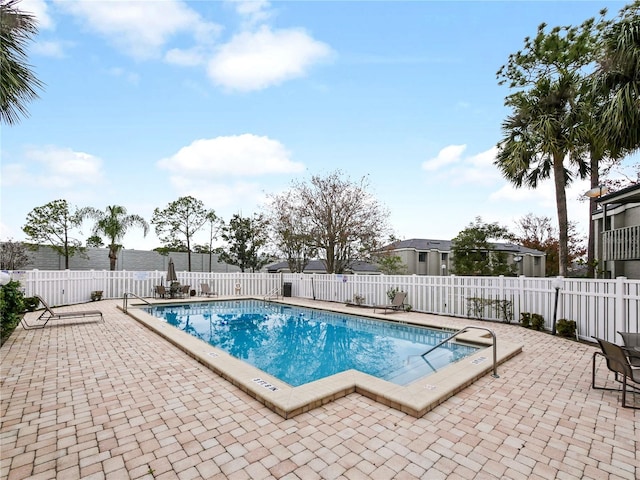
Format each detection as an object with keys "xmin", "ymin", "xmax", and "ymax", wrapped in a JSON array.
[
  {"xmin": 21, "ymin": 295, "xmax": 103, "ymax": 329},
  {"xmin": 374, "ymin": 291, "xmax": 407, "ymax": 314},
  {"xmin": 154, "ymin": 285, "xmax": 167, "ymax": 299},
  {"xmin": 618, "ymin": 331, "xmax": 640, "ymax": 367},
  {"xmin": 199, "ymin": 283, "xmax": 216, "ymax": 296},
  {"xmin": 179, "ymin": 285, "xmax": 190, "ymax": 298},
  {"xmin": 591, "ymin": 337, "xmax": 640, "ymax": 409}
]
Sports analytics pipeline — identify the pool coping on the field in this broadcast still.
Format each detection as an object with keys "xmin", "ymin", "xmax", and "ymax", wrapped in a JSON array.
[{"xmin": 122, "ymin": 297, "xmax": 523, "ymax": 418}]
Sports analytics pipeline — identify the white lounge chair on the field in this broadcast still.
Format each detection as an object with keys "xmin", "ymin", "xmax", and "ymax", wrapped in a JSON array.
[{"xmin": 21, "ymin": 295, "xmax": 103, "ymax": 329}]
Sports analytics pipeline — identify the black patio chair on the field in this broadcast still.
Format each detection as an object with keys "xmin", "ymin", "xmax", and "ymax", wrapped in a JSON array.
[
  {"xmin": 591, "ymin": 337, "xmax": 639, "ymax": 409},
  {"xmin": 617, "ymin": 331, "xmax": 640, "ymax": 367}
]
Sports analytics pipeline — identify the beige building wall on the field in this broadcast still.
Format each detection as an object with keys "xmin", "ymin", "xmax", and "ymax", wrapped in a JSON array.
[
  {"xmin": 594, "ymin": 202, "xmax": 640, "ymax": 279},
  {"xmin": 389, "ymin": 244, "xmax": 544, "ymax": 277}
]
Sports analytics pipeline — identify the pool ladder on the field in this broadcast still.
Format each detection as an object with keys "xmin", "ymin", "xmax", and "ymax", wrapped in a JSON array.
[
  {"xmin": 420, "ymin": 326, "xmax": 499, "ymax": 378},
  {"xmin": 263, "ymin": 286, "xmax": 280, "ymax": 301},
  {"xmin": 122, "ymin": 292, "xmax": 151, "ymax": 313}
]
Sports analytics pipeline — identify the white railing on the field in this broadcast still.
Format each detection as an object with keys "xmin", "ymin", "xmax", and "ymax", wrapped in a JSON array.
[
  {"xmin": 602, "ymin": 225, "xmax": 640, "ymax": 260},
  {"xmin": 8, "ymin": 270, "xmax": 640, "ymax": 343}
]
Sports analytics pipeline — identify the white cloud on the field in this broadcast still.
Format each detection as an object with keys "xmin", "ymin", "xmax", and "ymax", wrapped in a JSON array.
[
  {"xmin": 54, "ymin": 0, "xmax": 220, "ymax": 60},
  {"xmin": 229, "ymin": 0, "xmax": 273, "ymax": 28},
  {"xmin": 158, "ymin": 134, "xmax": 305, "ymax": 176},
  {"xmin": 31, "ymin": 40, "xmax": 66, "ymax": 58},
  {"xmin": 422, "ymin": 144, "xmax": 466, "ymax": 171},
  {"xmin": 207, "ymin": 25, "xmax": 333, "ymax": 91},
  {"xmin": 0, "ymin": 163, "xmax": 28, "ymax": 187},
  {"xmin": 45, "ymin": 1, "xmax": 330, "ymax": 93},
  {"xmin": 451, "ymin": 146, "xmax": 502, "ymax": 185},
  {"xmin": 171, "ymin": 179, "xmax": 266, "ymax": 210},
  {"xmin": 422, "ymin": 145, "xmax": 502, "ymax": 186},
  {"xmin": 6, "ymin": 146, "xmax": 106, "ymax": 189},
  {"xmin": 490, "ymin": 182, "xmax": 554, "ymax": 206},
  {"xmin": 20, "ymin": 0, "xmax": 53, "ymax": 29},
  {"xmin": 164, "ymin": 48, "xmax": 205, "ymax": 67}
]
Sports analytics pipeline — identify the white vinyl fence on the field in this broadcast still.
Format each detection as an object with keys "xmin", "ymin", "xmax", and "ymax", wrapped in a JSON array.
[{"xmin": 8, "ymin": 270, "xmax": 640, "ymax": 343}]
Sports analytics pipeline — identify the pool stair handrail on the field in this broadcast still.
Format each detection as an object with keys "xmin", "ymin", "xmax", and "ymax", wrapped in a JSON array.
[
  {"xmin": 263, "ymin": 286, "xmax": 280, "ymax": 301},
  {"xmin": 123, "ymin": 292, "xmax": 152, "ymax": 313},
  {"xmin": 420, "ymin": 326, "xmax": 499, "ymax": 378}
]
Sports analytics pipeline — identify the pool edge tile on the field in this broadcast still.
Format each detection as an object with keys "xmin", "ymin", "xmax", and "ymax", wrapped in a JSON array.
[{"xmin": 121, "ymin": 302, "xmax": 523, "ymax": 419}]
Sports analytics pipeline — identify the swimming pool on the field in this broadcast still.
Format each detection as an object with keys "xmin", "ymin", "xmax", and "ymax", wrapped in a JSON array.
[{"xmin": 144, "ymin": 299, "xmax": 479, "ymax": 387}]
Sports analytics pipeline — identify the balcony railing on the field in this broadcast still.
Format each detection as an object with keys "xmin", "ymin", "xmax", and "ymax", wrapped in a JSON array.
[{"xmin": 602, "ymin": 225, "xmax": 640, "ymax": 260}]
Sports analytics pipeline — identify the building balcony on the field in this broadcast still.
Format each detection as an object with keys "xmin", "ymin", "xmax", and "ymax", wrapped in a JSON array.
[{"xmin": 602, "ymin": 225, "xmax": 640, "ymax": 260}]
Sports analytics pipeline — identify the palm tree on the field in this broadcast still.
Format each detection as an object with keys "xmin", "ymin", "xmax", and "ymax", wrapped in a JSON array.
[
  {"xmin": 496, "ymin": 73, "xmax": 589, "ymax": 276},
  {"xmin": 0, "ymin": 0, "xmax": 44, "ymax": 125},
  {"xmin": 496, "ymin": 19, "xmax": 600, "ymax": 277},
  {"xmin": 593, "ymin": 2, "xmax": 640, "ymax": 155},
  {"xmin": 575, "ymin": 83, "xmax": 626, "ymax": 278},
  {"xmin": 577, "ymin": 3, "xmax": 639, "ymax": 276},
  {"xmin": 84, "ymin": 206, "xmax": 150, "ymax": 271}
]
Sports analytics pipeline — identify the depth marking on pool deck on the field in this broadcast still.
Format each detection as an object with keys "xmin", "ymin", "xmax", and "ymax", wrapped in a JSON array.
[
  {"xmin": 471, "ymin": 356, "xmax": 487, "ymax": 365},
  {"xmin": 252, "ymin": 378, "xmax": 279, "ymax": 391}
]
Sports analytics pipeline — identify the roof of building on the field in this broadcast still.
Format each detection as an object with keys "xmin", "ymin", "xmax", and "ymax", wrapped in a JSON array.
[
  {"xmin": 386, "ymin": 238, "xmax": 544, "ymax": 255},
  {"xmin": 597, "ymin": 182, "xmax": 640, "ymax": 205},
  {"xmin": 266, "ymin": 259, "xmax": 380, "ymax": 273}
]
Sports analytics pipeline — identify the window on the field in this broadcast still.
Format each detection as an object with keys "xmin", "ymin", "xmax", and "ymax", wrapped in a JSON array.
[
  {"xmin": 418, "ymin": 252, "xmax": 426, "ymax": 262},
  {"xmin": 441, "ymin": 253, "xmax": 448, "ymax": 262},
  {"xmin": 534, "ymin": 257, "xmax": 540, "ymax": 266}
]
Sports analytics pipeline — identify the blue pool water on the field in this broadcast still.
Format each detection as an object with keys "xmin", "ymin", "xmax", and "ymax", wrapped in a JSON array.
[{"xmin": 144, "ymin": 300, "xmax": 479, "ymax": 387}]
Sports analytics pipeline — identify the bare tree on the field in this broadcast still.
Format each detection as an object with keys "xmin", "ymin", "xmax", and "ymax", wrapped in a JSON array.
[
  {"xmin": 265, "ymin": 193, "xmax": 316, "ymax": 272},
  {"xmin": 0, "ymin": 238, "xmax": 30, "ymax": 269},
  {"xmin": 267, "ymin": 171, "xmax": 390, "ymax": 274},
  {"xmin": 512, "ymin": 213, "xmax": 586, "ymax": 276}
]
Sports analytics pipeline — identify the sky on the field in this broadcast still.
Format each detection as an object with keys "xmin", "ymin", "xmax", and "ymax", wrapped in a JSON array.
[{"xmin": 1, "ymin": 0, "xmax": 638, "ymax": 252}]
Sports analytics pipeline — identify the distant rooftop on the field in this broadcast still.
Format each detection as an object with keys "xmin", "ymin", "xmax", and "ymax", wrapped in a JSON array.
[
  {"xmin": 385, "ymin": 238, "xmax": 544, "ymax": 255},
  {"xmin": 266, "ymin": 259, "xmax": 380, "ymax": 273}
]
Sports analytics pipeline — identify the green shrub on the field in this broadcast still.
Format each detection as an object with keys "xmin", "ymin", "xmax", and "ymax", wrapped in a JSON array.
[
  {"xmin": 23, "ymin": 296, "xmax": 40, "ymax": 312},
  {"xmin": 1, "ymin": 281, "xmax": 25, "ymax": 346},
  {"xmin": 531, "ymin": 313, "xmax": 545, "ymax": 331},
  {"xmin": 386, "ymin": 287, "xmax": 400, "ymax": 302},
  {"xmin": 556, "ymin": 319, "xmax": 577, "ymax": 338},
  {"xmin": 520, "ymin": 312, "xmax": 531, "ymax": 328}
]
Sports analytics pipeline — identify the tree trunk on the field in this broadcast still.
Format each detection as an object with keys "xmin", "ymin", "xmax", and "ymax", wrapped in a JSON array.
[
  {"xmin": 325, "ymin": 244, "xmax": 335, "ymax": 273},
  {"xmin": 586, "ymin": 150, "xmax": 601, "ymax": 278},
  {"xmin": 64, "ymin": 229, "xmax": 70, "ymax": 269},
  {"xmin": 553, "ymin": 152, "xmax": 569, "ymax": 277},
  {"xmin": 109, "ymin": 247, "xmax": 117, "ymax": 271}
]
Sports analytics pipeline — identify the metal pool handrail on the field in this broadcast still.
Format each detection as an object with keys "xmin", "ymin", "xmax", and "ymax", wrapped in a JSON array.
[
  {"xmin": 420, "ymin": 326, "xmax": 499, "ymax": 378},
  {"xmin": 263, "ymin": 286, "xmax": 280, "ymax": 301},
  {"xmin": 123, "ymin": 292, "xmax": 151, "ymax": 313}
]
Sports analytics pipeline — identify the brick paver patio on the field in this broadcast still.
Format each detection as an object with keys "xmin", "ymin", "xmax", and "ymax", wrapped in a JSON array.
[{"xmin": 1, "ymin": 299, "xmax": 638, "ymax": 479}]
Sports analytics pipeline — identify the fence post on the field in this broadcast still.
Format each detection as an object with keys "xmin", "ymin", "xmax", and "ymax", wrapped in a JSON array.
[
  {"xmin": 615, "ymin": 276, "xmax": 627, "ymax": 333},
  {"xmin": 516, "ymin": 275, "xmax": 525, "ymax": 323}
]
